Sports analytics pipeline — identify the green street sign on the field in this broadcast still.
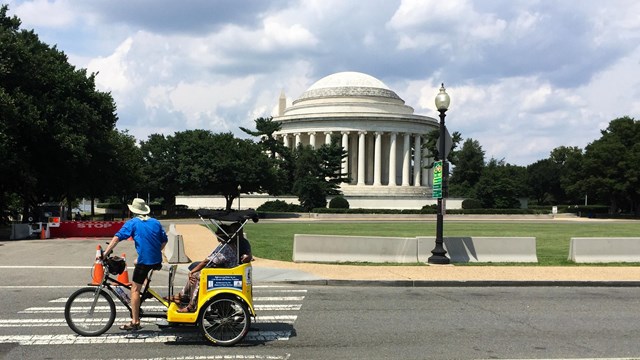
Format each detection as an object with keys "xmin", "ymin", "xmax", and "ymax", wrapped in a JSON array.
[{"xmin": 432, "ymin": 161, "xmax": 443, "ymax": 199}]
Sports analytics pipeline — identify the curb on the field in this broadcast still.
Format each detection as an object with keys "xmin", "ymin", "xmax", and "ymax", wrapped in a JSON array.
[{"xmin": 272, "ymin": 280, "xmax": 640, "ymax": 287}]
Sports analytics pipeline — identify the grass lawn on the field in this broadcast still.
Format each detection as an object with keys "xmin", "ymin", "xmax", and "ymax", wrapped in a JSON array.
[{"xmin": 241, "ymin": 220, "xmax": 640, "ymax": 266}]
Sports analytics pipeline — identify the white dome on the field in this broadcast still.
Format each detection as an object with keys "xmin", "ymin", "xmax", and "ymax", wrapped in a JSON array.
[
  {"xmin": 307, "ymin": 72, "xmax": 391, "ymax": 91},
  {"xmin": 296, "ymin": 71, "xmax": 401, "ymax": 103}
]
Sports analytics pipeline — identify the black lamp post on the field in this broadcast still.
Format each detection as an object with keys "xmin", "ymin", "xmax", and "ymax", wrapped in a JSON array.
[
  {"xmin": 428, "ymin": 83, "xmax": 451, "ymax": 265},
  {"xmin": 237, "ymin": 184, "xmax": 242, "ymax": 211}
]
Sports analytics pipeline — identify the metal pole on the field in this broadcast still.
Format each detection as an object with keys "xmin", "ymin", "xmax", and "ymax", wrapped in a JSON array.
[{"xmin": 428, "ymin": 109, "xmax": 450, "ymax": 264}]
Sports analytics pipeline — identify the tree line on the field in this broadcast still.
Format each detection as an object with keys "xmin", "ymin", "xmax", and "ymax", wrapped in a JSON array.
[
  {"xmin": 2, "ymin": 5, "xmax": 639, "ymax": 223},
  {"xmin": 446, "ymin": 115, "xmax": 640, "ymax": 215}
]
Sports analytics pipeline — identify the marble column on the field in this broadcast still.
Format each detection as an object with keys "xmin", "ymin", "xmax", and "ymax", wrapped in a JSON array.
[
  {"xmin": 294, "ymin": 133, "xmax": 301, "ymax": 147},
  {"xmin": 374, "ymin": 132, "xmax": 382, "ymax": 186},
  {"xmin": 388, "ymin": 132, "xmax": 397, "ymax": 186},
  {"xmin": 309, "ymin": 132, "xmax": 316, "ymax": 149},
  {"xmin": 413, "ymin": 134, "xmax": 421, "ymax": 186},
  {"xmin": 341, "ymin": 132, "xmax": 349, "ymax": 182},
  {"xmin": 402, "ymin": 133, "xmax": 411, "ymax": 186},
  {"xmin": 283, "ymin": 134, "xmax": 289, "ymax": 148},
  {"xmin": 325, "ymin": 132, "xmax": 332, "ymax": 145},
  {"xmin": 357, "ymin": 131, "xmax": 366, "ymax": 185}
]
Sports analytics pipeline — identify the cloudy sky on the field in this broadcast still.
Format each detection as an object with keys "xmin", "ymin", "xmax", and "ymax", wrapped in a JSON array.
[{"xmin": 5, "ymin": 0, "xmax": 640, "ymax": 165}]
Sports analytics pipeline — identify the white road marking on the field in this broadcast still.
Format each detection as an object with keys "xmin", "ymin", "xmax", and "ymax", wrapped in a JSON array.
[
  {"xmin": 50, "ymin": 296, "xmax": 305, "ymax": 303},
  {"xmin": 0, "ymin": 315, "xmax": 297, "ymax": 327},
  {"xmin": 0, "ymin": 330, "xmax": 293, "ymax": 345},
  {"xmin": 254, "ymin": 297, "xmax": 305, "ymax": 301},
  {"xmin": 20, "ymin": 304, "xmax": 301, "ymax": 313},
  {"xmin": 68, "ymin": 356, "xmax": 291, "ymax": 360}
]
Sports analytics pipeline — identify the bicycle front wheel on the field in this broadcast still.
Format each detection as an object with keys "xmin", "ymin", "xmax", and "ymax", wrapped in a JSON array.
[
  {"xmin": 65, "ymin": 287, "xmax": 116, "ymax": 336},
  {"xmin": 199, "ymin": 296, "xmax": 251, "ymax": 346}
]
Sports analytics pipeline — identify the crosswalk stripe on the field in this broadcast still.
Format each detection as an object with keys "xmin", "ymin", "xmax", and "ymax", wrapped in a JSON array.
[
  {"xmin": 20, "ymin": 304, "xmax": 302, "ymax": 314},
  {"xmin": 0, "ymin": 330, "xmax": 293, "ymax": 345},
  {"xmin": 0, "ymin": 315, "xmax": 297, "ymax": 327},
  {"xmin": 49, "ymin": 296, "xmax": 305, "ymax": 303}
]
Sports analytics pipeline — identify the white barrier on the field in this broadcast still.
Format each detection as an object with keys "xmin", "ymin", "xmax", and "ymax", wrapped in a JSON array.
[
  {"xmin": 293, "ymin": 234, "xmax": 537, "ymax": 263},
  {"xmin": 164, "ymin": 224, "xmax": 190, "ymax": 263},
  {"xmin": 569, "ymin": 237, "xmax": 640, "ymax": 263},
  {"xmin": 417, "ymin": 236, "xmax": 538, "ymax": 263},
  {"xmin": 293, "ymin": 234, "xmax": 418, "ymax": 263},
  {"xmin": 10, "ymin": 224, "xmax": 32, "ymax": 240}
]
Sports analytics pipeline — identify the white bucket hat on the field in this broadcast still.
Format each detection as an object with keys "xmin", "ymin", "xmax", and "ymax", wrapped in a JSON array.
[{"xmin": 128, "ymin": 198, "xmax": 150, "ymax": 215}]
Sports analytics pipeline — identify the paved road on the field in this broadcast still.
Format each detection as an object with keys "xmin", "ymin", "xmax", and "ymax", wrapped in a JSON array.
[{"xmin": 2, "ymin": 282, "xmax": 640, "ymax": 359}]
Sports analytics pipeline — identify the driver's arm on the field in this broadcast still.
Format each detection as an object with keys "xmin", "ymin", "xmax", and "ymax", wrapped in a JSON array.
[{"xmin": 103, "ymin": 236, "xmax": 119, "ymax": 258}]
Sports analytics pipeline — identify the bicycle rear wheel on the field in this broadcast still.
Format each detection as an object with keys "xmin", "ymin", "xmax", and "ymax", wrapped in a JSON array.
[
  {"xmin": 199, "ymin": 296, "xmax": 251, "ymax": 346},
  {"xmin": 65, "ymin": 287, "xmax": 116, "ymax": 336}
]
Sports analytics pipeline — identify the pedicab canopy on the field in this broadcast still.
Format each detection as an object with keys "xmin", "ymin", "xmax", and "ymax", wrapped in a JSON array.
[{"xmin": 196, "ymin": 209, "xmax": 259, "ymax": 223}]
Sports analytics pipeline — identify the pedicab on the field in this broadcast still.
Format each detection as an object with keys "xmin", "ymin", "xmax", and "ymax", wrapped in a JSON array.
[{"xmin": 65, "ymin": 209, "xmax": 259, "ymax": 346}]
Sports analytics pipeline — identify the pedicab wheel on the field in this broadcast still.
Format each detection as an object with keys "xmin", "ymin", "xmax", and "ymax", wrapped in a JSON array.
[
  {"xmin": 65, "ymin": 287, "xmax": 116, "ymax": 336},
  {"xmin": 199, "ymin": 296, "xmax": 251, "ymax": 346}
]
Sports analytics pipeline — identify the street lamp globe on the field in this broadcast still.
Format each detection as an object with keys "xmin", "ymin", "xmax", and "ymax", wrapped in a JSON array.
[{"xmin": 435, "ymin": 83, "xmax": 450, "ymax": 111}]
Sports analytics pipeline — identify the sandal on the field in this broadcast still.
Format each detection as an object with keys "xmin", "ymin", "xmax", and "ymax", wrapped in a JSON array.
[
  {"xmin": 176, "ymin": 305, "xmax": 195, "ymax": 313},
  {"xmin": 119, "ymin": 322, "xmax": 141, "ymax": 331}
]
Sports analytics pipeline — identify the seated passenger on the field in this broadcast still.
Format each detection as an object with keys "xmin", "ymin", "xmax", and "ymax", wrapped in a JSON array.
[{"xmin": 174, "ymin": 224, "xmax": 238, "ymax": 313}]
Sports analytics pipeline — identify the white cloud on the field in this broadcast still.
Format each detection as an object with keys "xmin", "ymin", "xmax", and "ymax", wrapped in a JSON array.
[
  {"xmin": 13, "ymin": 0, "xmax": 76, "ymax": 28},
  {"xmin": 87, "ymin": 37, "xmax": 135, "ymax": 94}
]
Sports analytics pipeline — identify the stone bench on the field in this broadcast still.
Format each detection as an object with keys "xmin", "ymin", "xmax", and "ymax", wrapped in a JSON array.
[
  {"xmin": 569, "ymin": 237, "xmax": 640, "ymax": 263},
  {"xmin": 293, "ymin": 234, "xmax": 537, "ymax": 263}
]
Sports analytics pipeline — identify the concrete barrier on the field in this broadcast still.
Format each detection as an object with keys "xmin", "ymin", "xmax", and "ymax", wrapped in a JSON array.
[
  {"xmin": 293, "ymin": 234, "xmax": 418, "ymax": 263},
  {"xmin": 569, "ymin": 237, "xmax": 640, "ymax": 263},
  {"xmin": 417, "ymin": 236, "xmax": 538, "ymax": 263},
  {"xmin": 293, "ymin": 234, "xmax": 537, "ymax": 263},
  {"xmin": 164, "ymin": 224, "xmax": 190, "ymax": 263},
  {"xmin": 10, "ymin": 224, "xmax": 32, "ymax": 240}
]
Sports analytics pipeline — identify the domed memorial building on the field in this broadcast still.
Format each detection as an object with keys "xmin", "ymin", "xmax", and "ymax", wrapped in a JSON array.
[
  {"xmin": 177, "ymin": 71, "xmax": 453, "ymax": 210},
  {"xmin": 273, "ymin": 71, "xmax": 440, "ymax": 208}
]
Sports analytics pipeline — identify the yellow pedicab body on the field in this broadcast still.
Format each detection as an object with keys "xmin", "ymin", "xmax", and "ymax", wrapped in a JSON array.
[{"xmin": 167, "ymin": 262, "xmax": 255, "ymax": 324}]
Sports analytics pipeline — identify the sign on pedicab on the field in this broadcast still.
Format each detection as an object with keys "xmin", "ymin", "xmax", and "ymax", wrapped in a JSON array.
[
  {"xmin": 207, "ymin": 275, "xmax": 243, "ymax": 291},
  {"xmin": 432, "ymin": 160, "xmax": 443, "ymax": 199}
]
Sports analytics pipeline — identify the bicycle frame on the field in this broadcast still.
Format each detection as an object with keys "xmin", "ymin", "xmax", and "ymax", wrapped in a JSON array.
[{"xmin": 91, "ymin": 259, "xmax": 177, "ymax": 319}]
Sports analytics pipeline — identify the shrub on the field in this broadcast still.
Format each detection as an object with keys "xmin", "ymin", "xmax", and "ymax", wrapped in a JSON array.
[
  {"xmin": 328, "ymin": 196, "xmax": 350, "ymax": 209},
  {"xmin": 462, "ymin": 198, "xmax": 482, "ymax": 209},
  {"xmin": 256, "ymin": 200, "xmax": 304, "ymax": 213},
  {"xmin": 420, "ymin": 204, "xmax": 437, "ymax": 213}
]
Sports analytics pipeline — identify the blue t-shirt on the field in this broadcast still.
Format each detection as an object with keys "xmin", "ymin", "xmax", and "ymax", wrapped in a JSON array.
[{"xmin": 115, "ymin": 217, "xmax": 168, "ymax": 265}]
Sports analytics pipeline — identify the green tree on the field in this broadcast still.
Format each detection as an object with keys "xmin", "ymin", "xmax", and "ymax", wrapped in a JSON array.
[
  {"xmin": 140, "ymin": 133, "xmax": 180, "ymax": 214},
  {"xmin": 171, "ymin": 130, "xmax": 279, "ymax": 211},
  {"xmin": 574, "ymin": 117, "xmax": 640, "ymax": 213},
  {"xmin": 0, "ymin": 5, "xmax": 118, "ymax": 217},
  {"xmin": 240, "ymin": 116, "xmax": 291, "ymax": 195},
  {"xmin": 474, "ymin": 158, "xmax": 526, "ymax": 208},
  {"xmin": 526, "ymin": 159, "xmax": 561, "ymax": 205},
  {"xmin": 549, "ymin": 146, "xmax": 583, "ymax": 204},
  {"xmin": 240, "ymin": 116, "xmax": 286, "ymax": 159},
  {"xmin": 449, "ymin": 138, "xmax": 485, "ymax": 197},
  {"xmin": 291, "ymin": 138, "xmax": 349, "ymax": 211}
]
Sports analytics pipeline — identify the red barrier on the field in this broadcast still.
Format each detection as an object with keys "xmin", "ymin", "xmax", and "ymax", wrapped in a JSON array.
[{"xmin": 49, "ymin": 221, "xmax": 126, "ymax": 238}]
